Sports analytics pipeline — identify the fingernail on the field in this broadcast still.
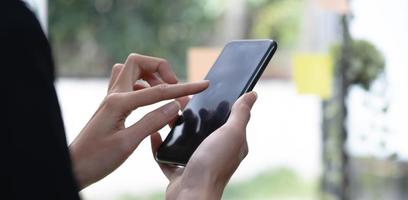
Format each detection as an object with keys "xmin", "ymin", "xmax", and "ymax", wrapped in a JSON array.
[
  {"xmin": 245, "ymin": 91, "xmax": 258, "ymax": 108},
  {"xmin": 251, "ymin": 91, "xmax": 258, "ymax": 100},
  {"xmin": 163, "ymin": 101, "xmax": 181, "ymax": 116},
  {"xmin": 196, "ymin": 80, "xmax": 210, "ymax": 84}
]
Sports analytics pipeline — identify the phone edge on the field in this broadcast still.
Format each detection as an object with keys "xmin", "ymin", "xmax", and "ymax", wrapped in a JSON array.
[
  {"xmin": 242, "ymin": 40, "xmax": 278, "ymax": 94},
  {"xmin": 155, "ymin": 40, "xmax": 278, "ymax": 166}
]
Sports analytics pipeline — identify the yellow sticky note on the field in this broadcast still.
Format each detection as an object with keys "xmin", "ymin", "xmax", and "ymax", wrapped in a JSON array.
[{"xmin": 293, "ymin": 54, "xmax": 333, "ymax": 99}]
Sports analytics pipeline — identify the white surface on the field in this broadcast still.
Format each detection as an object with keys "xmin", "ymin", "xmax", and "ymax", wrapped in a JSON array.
[
  {"xmin": 56, "ymin": 79, "xmax": 322, "ymax": 199},
  {"xmin": 350, "ymin": 0, "xmax": 408, "ymax": 158}
]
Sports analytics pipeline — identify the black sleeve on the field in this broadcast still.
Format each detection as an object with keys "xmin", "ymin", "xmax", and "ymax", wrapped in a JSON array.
[{"xmin": 1, "ymin": 1, "xmax": 80, "ymax": 199}]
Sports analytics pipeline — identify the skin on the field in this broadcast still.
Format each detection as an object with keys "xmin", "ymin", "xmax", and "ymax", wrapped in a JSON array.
[
  {"xmin": 69, "ymin": 53, "xmax": 257, "ymax": 199},
  {"xmin": 69, "ymin": 53, "xmax": 209, "ymax": 189},
  {"xmin": 151, "ymin": 91, "xmax": 257, "ymax": 200}
]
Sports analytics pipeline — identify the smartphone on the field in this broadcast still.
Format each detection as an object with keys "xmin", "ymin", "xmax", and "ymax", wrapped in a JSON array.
[{"xmin": 156, "ymin": 39, "xmax": 277, "ymax": 166}]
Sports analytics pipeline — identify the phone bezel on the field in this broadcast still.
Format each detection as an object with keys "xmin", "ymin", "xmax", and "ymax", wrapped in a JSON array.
[{"xmin": 155, "ymin": 39, "xmax": 278, "ymax": 166}]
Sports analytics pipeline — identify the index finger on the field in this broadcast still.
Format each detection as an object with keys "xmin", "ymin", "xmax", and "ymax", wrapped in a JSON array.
[
  {"xmin": 120, "ymin": 81, "xmax": 208, "ymax": 112},
  {"xmin": 113, "ymin": 54, "xmax": 178, "ymax": 92}
]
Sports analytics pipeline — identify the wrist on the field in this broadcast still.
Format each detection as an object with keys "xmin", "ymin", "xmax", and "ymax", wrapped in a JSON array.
[
  {"xmin": 175, "ymin": 173, "xmax": 225, "ymax": 200},
  {"xmin": 176, "ymin": 185, "xmax": 223, "ymax": 200},
  {"xmin": 69, "ymin": 145, "xmax": 90, "ymax": 190},
  {"xmin": 71, "ymin": 162, "xmax": 89, "ymax": 190}
]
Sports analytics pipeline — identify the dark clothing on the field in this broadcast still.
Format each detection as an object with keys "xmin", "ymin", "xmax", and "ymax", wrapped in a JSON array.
[{"xmin": 1, "ymin": 0, "xmax": 80, "ymax": 199}]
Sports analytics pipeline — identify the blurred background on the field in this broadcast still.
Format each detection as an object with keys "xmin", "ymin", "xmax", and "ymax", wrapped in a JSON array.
[{"xmin": 24, "ymin": 0, "xmax": 408, "ymax": 199}]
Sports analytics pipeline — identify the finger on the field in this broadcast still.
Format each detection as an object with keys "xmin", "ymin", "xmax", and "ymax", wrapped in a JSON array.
[
  {"xmin": 133, "ymin": 82, "xmax": 148, "ymax": 91},
  {"xmin": 133, "ymin": 80, "xmax": 150, "ymax": 91},
  {"xmin": 150, "ymin": 132, "xmax": 182, "ymax": 181},
  {"xmin": 124, "ymin": 101, "xmax": 181, "ymax": 143},
  {"xmin": 239, "ymin": 137, "xmax": 249, "ymax": 161},
  {"xmin": 108, "ymin": 63, "xmax": 123, "ymax": 93},
  {"xmin": 120, "ymin": 81, "xmax": 208, "ymax": 112},
  {"xmin": 144, "ymin": 73, "xmax": 164, "ymax": 86},
  {"xmin": 113, "ymin": 54, "xmax": 178, "ymax": 92},
  {"xmin": 189, "ymin": 93, "xmax": 257, "ymax": 171},
  {"xmin": 177, "ymin": 96, "xmax": 190, "ymax": 109},
  {"xmin": 226, "ymin": 91, "xmax": 258, "ymax": 130},
  {"xmin": 150, "ymin": 132, "xmax": 163, "ymax": 159},
  {"xmin": 168, "ymin": 96, "xmax": 190, "ymax": 128}
]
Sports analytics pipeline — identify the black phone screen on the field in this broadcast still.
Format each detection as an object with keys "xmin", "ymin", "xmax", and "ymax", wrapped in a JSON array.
[{"xmin": 156, "ymin": 40, "xmax": 276, "ymax": 165}]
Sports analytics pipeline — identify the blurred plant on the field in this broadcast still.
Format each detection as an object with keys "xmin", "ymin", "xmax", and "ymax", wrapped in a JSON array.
[
  {"xmin": 49, "ymin": 0, "xmax": 219, "ymax": 78},
  {"xmin": 322, "ymin": 38, "xmax": 386, "ymax": 200},
  {"xmin": 331, "ymin": 40, "xmax": 385, "ymax": 90},
  {"xmin": 248, "ymin": 0, "xmax": 302, "ymax": 49},
  {"xmin": 49, "ymin": 0, "xmax": 304, "ymax": 77}
]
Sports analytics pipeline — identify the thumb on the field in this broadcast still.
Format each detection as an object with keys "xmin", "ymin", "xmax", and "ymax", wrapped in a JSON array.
[{"xmin": 226, "ymin": 91, "xmax": 258, "ymax": 129}]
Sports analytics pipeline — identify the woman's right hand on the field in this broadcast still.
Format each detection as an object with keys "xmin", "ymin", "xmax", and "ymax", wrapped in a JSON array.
[
  {"xmin": 151, "ymin": 92, "xmax": 258, "ymax": 200},
  {"xmin": 69, "ymin": 53, "xmax": 209, "ymax": 189}
]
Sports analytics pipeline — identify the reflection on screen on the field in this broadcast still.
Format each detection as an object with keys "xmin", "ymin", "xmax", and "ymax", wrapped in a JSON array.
[{"xmin": 160, "ymin": 41, "xmax": 272, "ymax": 163}]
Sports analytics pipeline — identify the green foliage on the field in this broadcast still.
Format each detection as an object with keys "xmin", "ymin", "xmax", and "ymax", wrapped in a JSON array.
[
  {"xmin": 322, "ymin": 39, "xmax": 386, "ymax": 200},
  {"xmin": 49, "ymin": 0, "xmax": 304, "ymax": 77},
  {"xmin": 223, "ymin": 168, "xmax": 317, "ymax": 200},
  {"xmin": 331, "ymin": 40, "xmax": 385, "ymax": 90},
  {"xmin": 116, "ymin": 192, "xmax": 164, "ymax": 200},
  {"xmin": 249, "ymin": 0, "xmax": 302, "ymax": 49},
  {"xmin": 115, "ymin": 168, "xmax": 317, "ymax": 200},
  {"xmin": 49, "ymin": 0, "xmax": 218, "ymax": 78}
]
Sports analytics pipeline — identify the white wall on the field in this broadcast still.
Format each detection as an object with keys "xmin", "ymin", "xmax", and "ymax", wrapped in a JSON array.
[{"xmin": 350, "ymin": 0, "xmax": 408, "ymax": 159}]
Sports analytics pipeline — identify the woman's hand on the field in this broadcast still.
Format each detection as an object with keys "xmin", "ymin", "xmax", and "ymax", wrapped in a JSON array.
[
  {"xmin": 69, "ymin": 54, "xmax": 209, "ymax": 189},
  {"xmin": 151, "ymin": 92, "xmax": 257, "ymax": 200}
]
